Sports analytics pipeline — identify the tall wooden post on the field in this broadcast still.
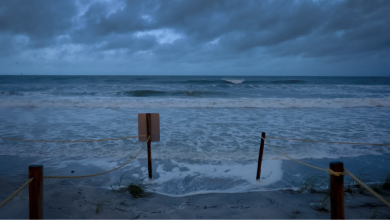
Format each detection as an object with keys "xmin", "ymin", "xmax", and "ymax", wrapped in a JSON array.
[
  {"xmin": 146, "ymin": 113, "xmax": 152, "ymax": 179},
  {"xmin": 256, "ymin": 132, "xmax": 266, "ymax": 180},
  {"xmin": 29, "ymin": 165, "xmax": 43, "ymax": 219},
  {"xmin": 330, "ymin": 162, "xmax": 344, "ymax": 219}
]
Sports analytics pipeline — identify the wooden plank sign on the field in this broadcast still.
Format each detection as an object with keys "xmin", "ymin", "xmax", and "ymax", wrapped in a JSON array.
[{"xmin": 138, "ymin": 113, "xmax": 160, "ymax": 142}]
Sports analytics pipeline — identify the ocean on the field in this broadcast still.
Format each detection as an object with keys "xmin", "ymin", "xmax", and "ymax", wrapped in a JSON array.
[{"xmin": 1, "ymin": 75, "xmax": 390, "ymax": 196}]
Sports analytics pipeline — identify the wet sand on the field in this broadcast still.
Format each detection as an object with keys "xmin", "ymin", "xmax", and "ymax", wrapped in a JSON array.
[{"xmin": 1, "ymin": 174, "xmax": 390, "ymax": 219}]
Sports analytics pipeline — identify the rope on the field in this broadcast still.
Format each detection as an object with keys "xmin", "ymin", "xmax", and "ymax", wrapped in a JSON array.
[
  {"xmin": 327, "ymin": 168, "xmax": 345, "ymax": 177},
  {"xmin": 0, "ymin": 135, "xmax": 144, "ymax": 143},
  {"xmin": 262, "ymin": 137, "xmax": 390, "ymax": 208},
  {"xmin": 267, "ymin": 136, "xmax": 390, "ymax": 145},
  {"xmin": 344, "ymin": 169, "xmax": 390, "ymax": 208},
  {"xmin": 261, "ymin": 137, "xmax": 344, "ymax": 176},
  {"xmin": 0, "ymin": 178, "xmax": 33, "ymax": 209},
  {"xmin": 44, "ymin": 136, "xmax": 150, "ymax": 178}
]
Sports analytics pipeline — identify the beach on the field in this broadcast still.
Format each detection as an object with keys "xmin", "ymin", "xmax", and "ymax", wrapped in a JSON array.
[
  {"xmin": 1, "ymin": 155, "xmax": 390, "ymax": 219},
  {"xmin": 1, "ymin": 172, "xmax": 390, "ymax": 219}
]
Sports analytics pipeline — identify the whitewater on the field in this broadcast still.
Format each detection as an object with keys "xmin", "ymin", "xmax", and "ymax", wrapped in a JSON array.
[{"xmin": 0, "ymin": 75, "xmax": 389, "ymax": 195}]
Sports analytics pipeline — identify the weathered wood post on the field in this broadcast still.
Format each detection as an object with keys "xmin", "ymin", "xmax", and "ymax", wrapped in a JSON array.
[
  {"xmin": 146, "ymin": 113, "xmax": 152, "ymax": 179},
  {"xmin": 330, "ymin": 162, "xmax": 344, "ymax": 219},
  {"xmin": 256, "ymin": 132, "xmax": 266, "ymax": 180},
  {"xmin": 29, "ymin": 165, "xmax": 43, "ymax": 219},
  {"xmin": 138, "ymin": 113, "xmax": 159, "ymax": 179}
]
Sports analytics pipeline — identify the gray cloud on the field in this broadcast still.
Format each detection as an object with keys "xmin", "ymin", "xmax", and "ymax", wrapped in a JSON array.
[
  {"xmin": 0, "ymin": 0, "xmax": 389, "ymax": 75},
  {"xmin": 0, "ymin": 0, "xmax": 77, "ymax": 47}
]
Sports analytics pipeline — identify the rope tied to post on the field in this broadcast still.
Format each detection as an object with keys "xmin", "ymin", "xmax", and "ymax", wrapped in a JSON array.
[
  {"xmin": 261, "ymin": 136, "xmax": 341, "ymax": 175},
  {"xmin": 344, "ymin": 168, "xmax": 390, "ymax": 208},
  {"xmin": 327, "ymin": 167, "xmax": 345, "ymax": 177},
  {"xmin": 261, "ymin": 136, "xmax": 390, "ymax": 209},
  {"xmin": 0, "ymin": 177, "xmax": 34, "ymax": 209}
]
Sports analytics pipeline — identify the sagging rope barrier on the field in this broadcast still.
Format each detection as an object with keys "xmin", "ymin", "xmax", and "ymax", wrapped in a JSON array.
[
  {"xmin": 0, "ymin": 178, "xmax": 34, "ymax": 209},
  {"xmin": 261, "ymin": 136, "xmax": 390, "ymax": 208},
  {"xmin": 267, "ymin": 136, "xmax": 390, "ymax": 145},
  {"xmin": 344, "ymin": 169, "xmax": 390, "ymax": 208},
  {"xmin": 2, "ymin": 134, "xmax": 388, "ymax": 145},
  {"xmin": 0, "ymin": 135, "xmax": 145, "ymax": 143},
  {"xmin": 0, "ymin": 136, "xmax": 149, "ymax": 209},
  {"xmin": 44, "ymin": 136, "xmax": 150, "ymax": 178},
  {"xmin": 261, "ymin": 137, "xmax": 344, "ymax": 176}
]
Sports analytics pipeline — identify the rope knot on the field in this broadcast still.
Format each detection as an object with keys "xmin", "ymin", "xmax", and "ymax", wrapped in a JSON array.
[{"xmin": 327, "ymin": 168, "xmax": 345, "ymax": 176}]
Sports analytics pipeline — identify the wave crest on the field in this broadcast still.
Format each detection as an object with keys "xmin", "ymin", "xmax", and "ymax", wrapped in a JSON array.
[
  {"xmin": 1, "ymin": 97, "xmax": 389, "ymax": 108},
  {"xmin": 222, "ymin": 79, "xmax": 245, "ymax": 84}
]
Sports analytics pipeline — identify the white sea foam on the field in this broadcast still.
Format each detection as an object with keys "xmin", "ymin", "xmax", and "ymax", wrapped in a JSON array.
[
  {"xmin": 151, "ymin": 159, "xmax": 283, "ymax": 196},
  {"xmin": 1, "ymin": 106, "xmax": 389, "ymax": 161},
  {"xmin": 1, "ymin": 97, "xmax": 389, "ymax": 108},
  {"xmin": 222, "ymin": 79, "xmax": 245, "ymax": 84}
]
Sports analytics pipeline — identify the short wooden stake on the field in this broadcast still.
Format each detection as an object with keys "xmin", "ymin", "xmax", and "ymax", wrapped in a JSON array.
[
  {"xmin": 29, "ymin": 165, "xmax": 43, "ymax": 219},
  {"xmin": 146, "ymin": 113, "xmax": 152, "ymax": 179},
  {"xmin": 256, "ymin": 132, "xmax": 266, "ymax": 180},
  {"xmin": 330, "ymin": 162, "xmax": 344, "ymax": 219}
]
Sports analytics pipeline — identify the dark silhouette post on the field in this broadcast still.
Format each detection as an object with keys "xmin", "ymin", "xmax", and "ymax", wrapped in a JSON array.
[
  {"xmin": 146, "ymin": 113, "xmax": 152, "ymax": 178},
  {"xmin": 29, "ymin": 165, "xmax": 43, "ymax": 219},
  {"xmin": 256, "ymin": 132, "xmax": 266, "ymax": 180},
  {"xmin": 330, "ymin": 162, "xmax": 344, "ymax": 219}
]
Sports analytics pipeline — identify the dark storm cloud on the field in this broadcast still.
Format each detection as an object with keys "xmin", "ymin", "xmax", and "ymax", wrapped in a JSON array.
[
  {"xmin": 0, "ymin": 0, "xmax": 389, "ymax": 75},
  {"xmin": 0, "ymin": 0, "xmax": 77, "ymax": 49},
  {"xmin": 69, "ymin": 0, "xmax": 390, "ymax": 59}
]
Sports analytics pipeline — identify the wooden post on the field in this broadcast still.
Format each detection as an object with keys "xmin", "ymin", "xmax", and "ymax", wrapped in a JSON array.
[
  {"xmin": 29, "ymin": 165, "xmax": 43, "ymax": 219},
  {"xmin": 256, "ymin": 132, "xmax": 266, "ymax": 180},
  {"xmin": 330, "ymin": 162, "xmax": 344, "ymax": 219},
  {"xmin": 146, "ymin": 113, "xmax": 152, "ymax": 179}
]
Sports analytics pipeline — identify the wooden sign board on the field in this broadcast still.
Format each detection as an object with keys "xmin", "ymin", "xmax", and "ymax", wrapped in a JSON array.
[{"xmin": 138, "ymin": 113, "xmax": 160, "ymax": 142}]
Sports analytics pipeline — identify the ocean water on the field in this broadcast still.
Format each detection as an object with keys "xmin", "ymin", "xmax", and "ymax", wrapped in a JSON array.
[{"xmin": 1, "ymin": 75, "xmax": 390, "ymax": 195}]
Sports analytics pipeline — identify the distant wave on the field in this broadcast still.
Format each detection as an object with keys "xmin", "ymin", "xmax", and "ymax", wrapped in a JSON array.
[
  {"xmin": 180, "ymin": 79, "xmax": 307, "ymax": 85},
  {"xmin": 172, "ymin": 91, "xmax": 227, "ymax": 96},
  {"xmin": 0, "ymin": 90, "xmax": 226, "ymax": 97},
  {"xmin": 116, "ymin": 90, "xmax": 227, "ymax": 97},
  {"xmin": 118, "ymin": 90, "xmax": 167, "ymax": 97},
  {"xmin": 2, "ymin": 97, "xmax": 389, "ymax": 108},
  {"xmin": 183, "ymin": 79, "xmax": 224, "ymax": 84},
  {"xmin": 222, "ymin": 79, "xmax": 245, "ymax": 84},
  {"xmin": 51, "ymin": 92, "xmax": 98, "ymax": 96},
  {"xmin": 272, "ymin": 80, "xmax": 306, "ymax": 84},
  {"xmin": 179, "ymin": 79, "xmax": 245, "ymax": 85}
]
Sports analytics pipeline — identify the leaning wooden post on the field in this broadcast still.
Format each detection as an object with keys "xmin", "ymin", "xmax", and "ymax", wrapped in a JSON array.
[
  {"xmin": 330, "ymin": 162, "xmax": 344, "ymax": 219},
  {"xmin": 146, "ymin": 113, "xmax": 152, "ymax": 179},
  {"xmin": 256, "ymin": 132, "xmax": 266, "ymax": 180},
  {"xmin": 29, "ymin": 165, "xmax": 43, "ymax": 219}
]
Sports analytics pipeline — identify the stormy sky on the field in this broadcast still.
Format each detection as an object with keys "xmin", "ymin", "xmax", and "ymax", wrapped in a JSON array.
[{"xmin": 0, "ymin": 0, "xmax": 389, "ymax": 76}]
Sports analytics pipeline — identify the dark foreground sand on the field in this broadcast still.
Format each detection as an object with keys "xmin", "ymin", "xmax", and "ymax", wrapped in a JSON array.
[{"xmin": 1, "ymin": 174, "xmax": 390, "ymax": 219}]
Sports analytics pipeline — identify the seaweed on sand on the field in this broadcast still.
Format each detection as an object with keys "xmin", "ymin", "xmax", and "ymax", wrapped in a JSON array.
[{"xmin": 111, "ymin": 171, "xmax": 152, "ymax": 198}]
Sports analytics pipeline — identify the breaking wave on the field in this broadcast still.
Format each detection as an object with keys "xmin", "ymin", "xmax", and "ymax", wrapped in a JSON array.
[
  {"xmin": 272, "ymin": 80, "xmax": 306, "ymax": 84},
  {"xmin": 1, "ymin": 97, "xmax": 389, "ymax": 108},
  {"xmin": 222, "ymin": 79, "xmax": 245, "ymax": 84},
  {"xmin": 116, "ymin": 90, "xmax": 227, "ymax": 97}
]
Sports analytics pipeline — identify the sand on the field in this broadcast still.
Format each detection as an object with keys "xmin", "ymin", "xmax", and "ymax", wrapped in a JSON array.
[{"xmin": 1, "ymin": 174, "xmax": 390, "ymax": 219}]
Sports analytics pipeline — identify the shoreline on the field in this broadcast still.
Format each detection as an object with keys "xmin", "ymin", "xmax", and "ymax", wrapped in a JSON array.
[
  {"xmin": 2, "ymin": 154, "xmax": 390, "ymax": 196},
  {"xmin": 1, "ymin": 174, "xmax": 390, "ymax": 219}
]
